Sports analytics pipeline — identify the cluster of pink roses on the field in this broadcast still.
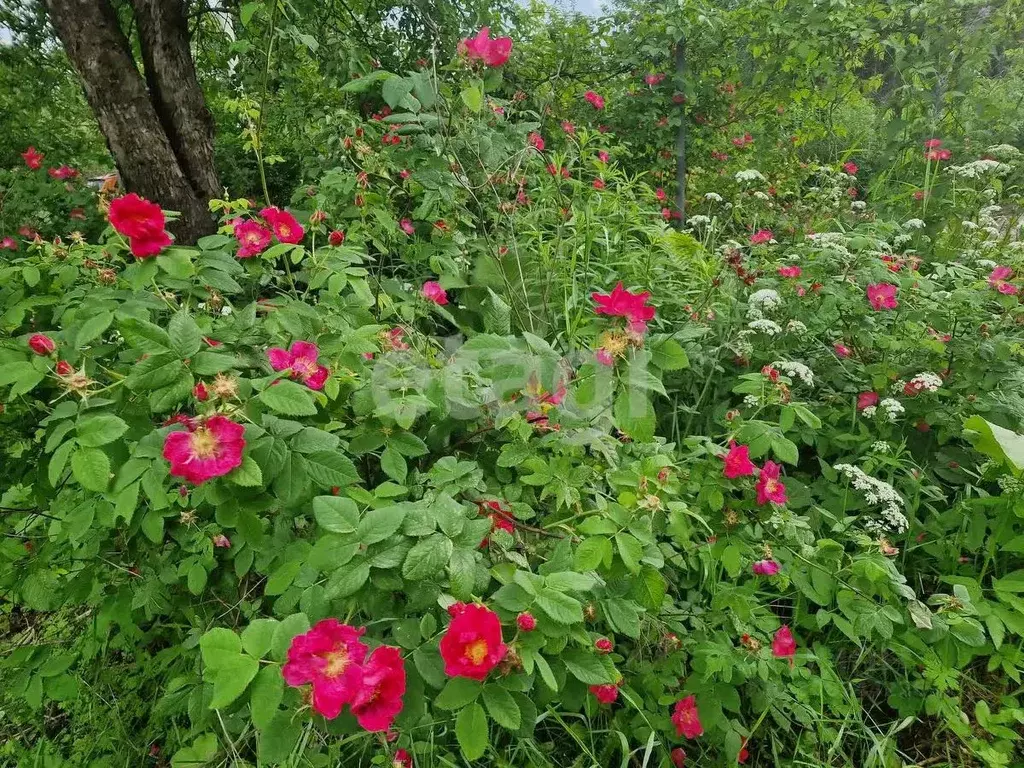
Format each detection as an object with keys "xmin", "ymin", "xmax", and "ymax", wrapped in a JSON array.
[
  {"xmin": 234, "ymin": 206, "xmax": 306, "ymax": 258},
  {"xmin": 108, "ymin": 193, "xmax": 173, "ymax": 258},
  {"xmin": 721, "ymin": 442, "xmax": 789, "ymax": 505}
]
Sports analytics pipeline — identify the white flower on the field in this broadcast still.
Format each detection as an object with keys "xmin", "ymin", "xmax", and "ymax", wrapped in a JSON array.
[
  {"xmin": 771, "ymin": 360, "xmax": 814, "ymax": 386},
  {"xmin": 851, "ymin": 201, "xmax": 867, "ymax": 211},
  {"xmin": 835, "ymin": 463, "xmax": 908, "ymax": 533},
  {"xmin": 862, "ymin": 406, "xmax": 877, "ymax": 418},
  {"xmin": 786, "ymin": 320, "xmax": 807, "ymax": 334},
  {"xmin": 747, "ymin": 288, "xmax": 781, "ymax": 320},
  {"xmin": 742, "ymin": 394, "xmax": 760, "ymax": 407},
  {"xmin": 962, "ymin": 221, "xmax": 979, "ymax": 230},
  {"xmin": 747, "ymin": 319, "xmax": 782, "ymax": 336},
  {"xmin": 947, "ymin": 159, "xmax": 1011, "ymax": 179},
  {"xmin": 704, "ymin": 192, "xmax": 724, "ymax": 202},
  {"xmin": 220, "ymin": 306, "xmax": 233, "ymax": 316},
  {"xmin": 879, "ymin": 398, "xmax": 904, "ymax": 421},
  {"xmin": 905, "ymin": 372, "xmax": 943, "ymax": 393},
  {"xmin": 986, "ymin": 144, "xmax": 1021, "ymax": 160},
  {"xmin": 893, "ymin": 233, "xmax": 913, "ymax": 246},
  {"xmin": 735, "ymin": 169, "xmax": 766, "ymax": 183},
  {"xmin": 753, "ymin": 191, "xmax": 770, "ymax": 201},
  {"xmin": 904, "ymin": 219, "xmax": 926, "ymax": 230},
  {"xmin": 687, "ymin": 214, "xmax": 711, "ymax": 226},
  {"xmin": 870, "ymin": 441, "xmax": 890, "ymax": 453}
]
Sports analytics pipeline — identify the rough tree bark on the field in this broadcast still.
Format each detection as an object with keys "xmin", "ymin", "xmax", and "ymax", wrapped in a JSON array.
[
  {"xmin": 44, "ymin": 0, "xmax": 217, "ymax": 243},
  {"xmin": 674, "ymin": 37, "xmax": 687, "ymax": 230}
]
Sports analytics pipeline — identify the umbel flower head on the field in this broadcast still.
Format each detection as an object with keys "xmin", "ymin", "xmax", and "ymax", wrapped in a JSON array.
[{"xmin": 162, "ymin": 414, "xmax": 245, "ymax": 485}]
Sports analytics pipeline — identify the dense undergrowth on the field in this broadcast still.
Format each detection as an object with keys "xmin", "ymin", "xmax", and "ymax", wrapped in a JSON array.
[{"xmin": 4, "ymin": 14, "xmax": 1024, "ymax": 768}]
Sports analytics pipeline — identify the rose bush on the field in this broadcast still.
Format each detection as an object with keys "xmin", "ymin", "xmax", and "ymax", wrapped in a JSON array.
[{"xmin": 3, "ymin": 32, "xmax": 1024, "ymax": 768}]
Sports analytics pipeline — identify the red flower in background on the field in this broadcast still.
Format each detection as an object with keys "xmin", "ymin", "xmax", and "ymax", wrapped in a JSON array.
[
  {"xmin": 670, "ymin": 747, "xmax": 686, "ymax": 768},
  {"xmin": 421, "ymin": 280, "xmax": 448, "ymax": 305},
  {"xmin": 163, "ymin": 414, "xmax": 246, "ymax": 485},
  {"xmin": 833, "ymin": 342, "xmax": 851, "ymax": 358},
  {"xmin": 21, "ymin": 146, "xmax": 43, "ymax": 170},
  {"xmin": 234, "ymin": 219, "xmax": 273, "ymax": 258},
  {"xmin": 924, "ymin": 138, "xmax": 943, "ymax": 149},
  {"xmin": 584, "ymin": 90, "xmax": 605, "ymax": 109},
  {"xmin": 589, "ymin": 682, "xmax": 619, "ymax": 704},
  {"xmin": 722, "ymin": 442, "xmax": 756, "ymax": 479},
  {"xmin": 28, "ymin": 333, "xmax": 56, "ymax": 355},
  {"xmin": 988, "ymin": 266, "xmax": 1019, "ymax": 295},
  {"xmin": 752, "ymin": 559, "xmax": 780, "ymax": 575},
  {"xmin": 843, "ymin": 161, "xmax": 858, "ymax": 175},
  {"xmin": 261, "ymin": 206, "xmax": 305, "ymax": 244},
  {"xmin": 349, "ymin": 646, "xmax": 406, "ymax": 732},
  {"xmin": 755, "ymin": 461, "xmax": 788, "ymax": 505},
  {"xmin": 439, "ymin": 603, "xmax": 507, "ymax": 679},
  {"xmin": 328, "ymin": 230, "xmax": 346, "ymax": 246},
  {"xmin": 1, "ymin": 236, "xmax": 16, "ymax": 251},
  {"xmin": 459, "ymin": 27, "xmax": 512, "ymax": 67},
  {"xmin": 393, "ymin": 749, "xmax": 412, "ymax": 768},
  {"xmin": 857, "ymin": 391, "xmax": 879, "ymax": 410},
  {"xmin": 48, "ymin": 165, "xmax": 78, "ymax": 180},
  {"xmin": 592, "ymin": 282, "xmax": 656, "ymax": 326},
  {"xmin": 749, "ymin": 229, "xmax": 773, "ymax": 245},
  {"xmin": 282, "ymin": 619, "xmax": 368, "ymax": 719},
  {"xmin": 595, "ymin": 638, "xmax": 613, "ymax": 653},
  {"xmin": 528, "ymin": 132, "xmax": 545, "ymax": 151},
  {"xmin": 866, "ymin": 283, "xmax": 898, "ymax": 310},
  {"xmin": 108, "ymin": 193, "xmax": 173, "ymax": 258},
  {"xmin": 777, "ymin": 265, "xmax": 802, "ymax": 278},
  {"xmin": 267, "ymin": 341, "xmax": 330, "ymax": 390},
  {"xmin": 400, "ymin": 219, "xmax": 415, "ymax": 236},
  {"xmin": 671, "ymin": 695, "xmax": 703, "ymax": 739},
  {"xmin": 644, "ymin": 73, "xmax": 666, "ymax": 86},
  {"xmin": 772, "ymin": 625, "xmax": 797, "ymax": 663},
  {"xmin": 55, "ymin": 360, "xmax": 73, "ymax": 376}
]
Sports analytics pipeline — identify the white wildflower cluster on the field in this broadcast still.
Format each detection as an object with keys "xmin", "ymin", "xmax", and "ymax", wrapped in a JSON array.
[
  {"xmin": 977, "ymin": 258, "xmax": 998, "ymax": 269},
  {"xmin": 735, "ymin": 169, "xmax": 766, "ymax": 183},
  {"xmin": 746, "ymin": 288, "xmax": 781, "ymax": 320},
  {"xmin": 851, "ymin": 200, "xmax": 867, "ymax": 211},
  {"xmin": 704, "ymin": 192, "xmax": 724, "ymax": 202},
  {"xmin": 771, "ymin": 360, "xmax": 814, "ymax": 386},
  {"xmin": 986, "ymin": 144, "xmax": 1022, "ymax": 161},
  {"xmin": 947, "ymin": 159, "xmax": 1012, "ymax": 179},
  {"xmin": 835, "ymin": 463, "xmax": 909, "ymax": 533},
  {"xmin": 962, "ymin": 220, "xmax": 979, "ymax": 230},
  {"xmin": 730, "ymin": 333, "xmax": 754, "ymax": 358},
  {"xmin": 905, "ymin": 372, "xmax": 943, "ymax": 394},
  {"xmin": 747, "ymin": 318, "xmax": 783, "ymax": 336},
  {"xmin": 904, "ymin": 218, "xmax": 926, "ymax": 230},
  {"xmin": 687, "ymin": 214, "xmax": 711, "ymax": 227},
  {"xmin": 880, "ymin": 398, "xmax": 904, "ymax": 420},
  {"xmin": 786, "ymin": 320, "xmax": 807, "ymax": 334},
  {"xmin": 998, "ymin": 474, "xmax": 1024, "ymax": 494},
  {"xmin": 742, "ymin": 394, "xmax": 760, "ymax": 408},
  {"xmin": 893, "ymin": 233, "xmax": 913, "ymax": 247},
  {"xmin": 752, "ymin": 191, "xmax": 771, "ymax": 201},
  {"xmin": 870, "ymin": 441, "xmax": 890, "ymax": 454}
]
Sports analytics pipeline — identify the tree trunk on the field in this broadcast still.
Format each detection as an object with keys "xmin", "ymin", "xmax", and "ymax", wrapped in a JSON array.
[
  {"xmin": 674, "ymin": 37, "xmax": 687, "ymax": 230},
  {"xmin": 132, "ymin": 0, "xmax": 221, "ymax": 202},
  {"xmin": 44, "ymin": 0, "xmax": 216, "ymax": 243}
]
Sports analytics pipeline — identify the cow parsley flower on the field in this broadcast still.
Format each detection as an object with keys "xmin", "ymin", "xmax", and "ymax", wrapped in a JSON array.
[
  {"xmin": 835, "ymin": 463, "xmax": 908, "ymax": 533},
  {"xmin": 870, "ymin": 441, "xmax": 890, "ymax": 453},
  {"xmin": 735, "ymin": 169, "xmax": 766, "ymax": 183},
  {"xmin": 747, "ymin": 319, "xmax": 782, "ymax": 335},
  {"xmin": 688, "ymin": 214, "xmax": 711, "ymax": 226},
  {"xmin": 786, "ymin": 320, "xmax": 807, "ymax": 334},
  {"xmin": 771, "ymin": 360, "xmax": 814, "ymax": 386},
  {"xmin": 753, "ymin": 191, "xmax": 770, "ymax": 201},
  {"xmin": 947, "ymin": 160, "xmax": 1011, "ymax": 179},
  {"xmin": 747, "ymin": 288, "xmax": 781, "ymax": 319},
  {"xmin": 904, "ymin": 218, "xmax": 926, "ymax": 230},
  {"xmin": 879, "ymin": 398, "xmax": 904, "ymax": 421},
  {"xmin": 851, "ymin": 200, "xmax": 867, "ymax": 211},
  {"xmin": 704, "ymin": 192, "xmax": 723, "ymax": 202}
]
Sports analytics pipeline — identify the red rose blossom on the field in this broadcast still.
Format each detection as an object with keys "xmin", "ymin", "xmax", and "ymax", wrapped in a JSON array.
[
  {"xmin": 163, "ymin": 414, "xmax": 245, "ymax": 485},
  {"xmin": 282, "ymin": 619, "xmax": 368, "ymax": 719},
  {"xmin": 439, "ymin": 603, "xmax": 507, "ymax": 680},
  {"xmin": 671, "ymin": 695, "xmax": 703, "ymax": 739},
  {"xmin": 349, "ymin": 645, "xmax": 406, "ymax": 732},
  {"xmin": 28, "ymin": 333, "xmax": 56, "ymax": 355}
]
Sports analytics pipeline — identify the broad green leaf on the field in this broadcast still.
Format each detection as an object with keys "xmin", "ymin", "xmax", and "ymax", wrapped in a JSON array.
[
  {"xmin": 561, "ymin": 648, "xmax": 614, "ymax": 684},
  {"xmin": 402, "ymin": 533, "xmax": 453, "ymax": 580},
  {"xmin": 357, "ymin": 504, "xmax": 407, "ymax": 545},
  {"xmin": 74, "ymin": 311, "xmax": 113, "ymax": 348},
  {"xmin": 614, "ymin": 533, "xmax": 643, "ymax": 574},
  {"xmin": 304, "ymin": 451, "xmax": 359, "ymax": 487},
  {"xmin": 313, "ymin": 495, "xmax": 360, "ymax": 533},
  {"xmin": 483, "ymin": 685, "xmax": 521, "ymax": 730},
  {"xmin": 435, "ymin": 677, "xmax": 483, "ymax": 710},
  {"xmin": 76, "ymin": 413, "xmax": 128, "ymax": 447},
  {"xmin": 535, "ymin": 588, "xmax": 582, "ymax": 624},
  {"xmin": 455, "ymin": 702, "xmax": 489, "ymax": 760},
  {"xmin": 168, "ymin": 311, "xmax": 202, "ymax": 358},
  {"xmin": 249, "ymin": 665, "xmax": 283, "ymax": 730},
  {"xmin": 260, "ymin": 380, "xmax": 317, "ymax": 416},
  {"xmin": 71, "ymin": 447, "xmax": 110, "ymax": 492}
]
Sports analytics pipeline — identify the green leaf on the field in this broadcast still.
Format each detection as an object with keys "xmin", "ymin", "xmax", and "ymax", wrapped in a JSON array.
[
  {"xmin": 270, "ymin": 613, "xmax": 311, "ymax": 661},
  {"xmin": 382, "ymin": 76, "xmax": 413, "ymax": 108},
  {"xmin": 721, "ymin": 544, "xmax": 742, "ymax": 578},
  {"xmin": 170, "ymin": 733, "xmax": 219, "ymax": 768},
  {"xmin": 208, "ymin": 652, "xmax": 259, "ymax": 709},
  {"xmin": 614, "ymin": 533, "xmax": 643, "ymax": 574},
  {"xmin": 456, "ymin": 702, "xmax": 489, "ymax": 760},
  {"xmin": 76, "ymin": 413, "xmax": 128, "ymax": 447},
  {"xmin": 483, "ymin": 685, "xmax": 521, "ymax": 730},
  {"xmin": 448, "ymin": 548, "xmax": 477, "ymax": 599},
  {"xmin": 574, "ymin": 536, "xmax": 611, "ymax": 571},
  {"xmin": 964, "ymin": 416, "xmax": 1024, "ymax": 473},
  {"xmin": 380, "ymin": 447, "xmax": 407, "ymax": 483},
  {"xmin": 535, "ymin": 588, "xmax": 583, "ymax": 624},
  {"xmin": 74, "ymin": 311, "xmax": 113, "ymax": 347},
  {"xmin": 191, "ymin": 351, "xmax": 236, "ymax": 375},
  {"xmin": 71, "ymin": 447, "xmax": 110, "ymax": 492},
  {"xmin": 48, "ymin": 440, "xmax": 76, "ymax": 486},
  {"xmin": 602, "ymin": 597, "xmax": 641, "ymax": 638},
  {"xmin": 631, "ymin": 567, "xmax": 666, "ymax": 611},
  {"xmin": 402, "ymin": 533, "xmax": 453, "ymax": 580},
  {"xmin": 313, "ymin": 495, "xmax": 360, "ymax": 533},
  {"xmin": 168, "ymin": 311, "xmax": 202, "ymax": 358},
  {"xmin": 127, "ymin": 354, "xmax": 184, "ymax": 391},
  {"xmin": 304, "ymin": 451, "xmax": 359, "ymax": 488},
  {"xmin": 260, "ymin": 380, "xmax": 317, "ymax": 416},
  {"xmin": 324, "ymin": 559, "xmax": 370, "ymax": 598},
  {"xmin": 249, "ymin": 664, "xmax": 283, "ymax": 730},
  {"xmin": 242, "ymin": 618, "xmax": 280, "ymax": 659},
  {"xmin": 435, "ymin": 677, "xmax": 482, "ymax": 710},
  {"xmin": 771, "ymin": 436, "xmax": 800, "ymax": 465},
  {"xmin": 613, "ymin": 391, "xmax": 656, "ymax": 442},
  {"xmin": 651, "ymin": 338, "xmax": 689, "ymax": 370},
  {"xmin": 187, "ymin": 562, "xmax": 208, "ymax": 594},
  {"xmin": 265, "ymin": 560, "xmax": 302, "ymax": 595},
  {"xmin": 358, "ymin": 504, "xmax": 407, "ymax": 545},
  {"xmin": 561, "ymin": 648, "xmax": 614, "ymax": 684},
  {"xmin": 460, "ymin": 81, "xmax": 484, "ymax": 112},
  {"xmin": 229, "ymin": 455, "xmax": 263, "ymax": 486}
]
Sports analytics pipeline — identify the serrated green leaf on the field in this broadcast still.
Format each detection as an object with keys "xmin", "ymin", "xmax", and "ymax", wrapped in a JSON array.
[
  {"xmin": 260, "ymin": 380, "xmax": 317, "ymax": 416},
  {"xmin": 456, "ymin": 702, "xmax": 489, "ymax": 760}
]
